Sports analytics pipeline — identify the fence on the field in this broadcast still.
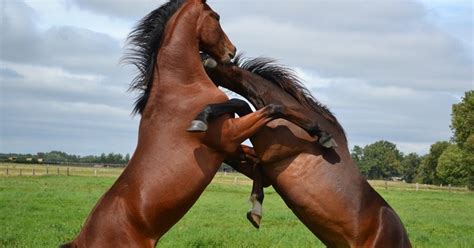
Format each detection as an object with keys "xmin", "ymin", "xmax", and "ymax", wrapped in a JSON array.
[
  {"xmin": 0, "ymin": 163, "xmax": 470, "ymax": 193},
  {"xmin": 0, "ymin": 163, "xmax": 123, "ymax": 178},
  {"xmin": 368, "ymin": 180, "xmax": 469, "ymax": 193}
]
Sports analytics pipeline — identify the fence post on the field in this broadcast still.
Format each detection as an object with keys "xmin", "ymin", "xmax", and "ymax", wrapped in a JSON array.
[
  {"xmin": 384, "ymin": 180, "xmax": 388, "ymax": 190},
  {"xmin": 234, "ymin": 177, "xmax": 237, "ymax": 184},
  {"xmin": 20, "ymin": 169, "xmax": 22, "ymax": 176},
  {"xmin": 224, "ymin": 171, "xmax": 227, "ymax": 177},
  {"xmin": 67, "ymin": 167, "xmax": 70, "ymax": 176},
  {"xmin": 94, "ymin": 169, "xmax": 97, "ymax": 177},
  {"xmin": 57, "ymin": 167, "xmax": 60, "ymax": 175},
  {"xmin": 416, "ymin": 183, "xmax": 419, "ymax": 191},
  {"xmin": 33, "ymin": 168, "xmax": 35, "ymax": 176},
  {"xmin": 448, "ymin": 184, "xmax": 452, "ymax": 192},
  {"xmin": 6, "ymin": 168, "xmax": 8, "ymax": 176},
  {"xmin": 46, "ymin": 166, "xmax": 49, "ymax": 175}
]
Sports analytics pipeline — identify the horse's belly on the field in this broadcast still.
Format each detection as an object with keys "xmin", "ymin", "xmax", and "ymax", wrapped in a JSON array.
[{"xmin": 251, "ymin": 119, "xmax": 315, "ymax": 163}]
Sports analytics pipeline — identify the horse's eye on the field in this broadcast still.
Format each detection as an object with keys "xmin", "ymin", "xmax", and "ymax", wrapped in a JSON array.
[{"xmin": 214, "ymin": 13, "xmax": 220, "ymax": 21}]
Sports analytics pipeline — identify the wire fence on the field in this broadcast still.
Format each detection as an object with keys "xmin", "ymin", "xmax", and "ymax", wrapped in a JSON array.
[{"xmin": 0, "ymin": 163, "xmax": 470, "ymax": 193}]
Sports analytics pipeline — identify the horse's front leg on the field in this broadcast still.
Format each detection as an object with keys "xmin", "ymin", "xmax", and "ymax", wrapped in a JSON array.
[
  {"xmin": 188, "ymin": 98, "xmax": 337, "ymax": 148},
  {"xmin": 188, "ymin": 99, "xmax": 280, "ymax": 228}
]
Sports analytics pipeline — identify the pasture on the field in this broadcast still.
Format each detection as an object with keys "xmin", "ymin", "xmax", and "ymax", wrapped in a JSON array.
[{"xmin": 0, "ymin": 164, "xmax": 473, "ymax": 247}]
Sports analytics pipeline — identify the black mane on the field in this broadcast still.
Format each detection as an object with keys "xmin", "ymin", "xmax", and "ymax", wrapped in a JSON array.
[
  {"xmin": 124, "ymin": 0, "xmax": 186, "ymax": 115},
  {"xmin": 234, "ymin": 55, "xmax": 346, "ymax": 137}
]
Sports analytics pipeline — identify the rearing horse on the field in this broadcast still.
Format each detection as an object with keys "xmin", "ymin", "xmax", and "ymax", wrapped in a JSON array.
[
  {"xmin": 62, "ymin": 1, "xmax": 302, "ymax": 247},
  {"xmin": 196, "ymin": 56, "xmax": 412, "ymax": 247}
]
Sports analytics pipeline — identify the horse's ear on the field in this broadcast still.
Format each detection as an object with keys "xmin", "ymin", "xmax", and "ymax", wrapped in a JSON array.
[{"xmin": 201, "ymin": 0, "xmax": 206, "ymax": 3}]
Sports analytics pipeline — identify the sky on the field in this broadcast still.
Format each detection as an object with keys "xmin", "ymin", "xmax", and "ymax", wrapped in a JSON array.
[{"xmin": 0, "ymin": 0, "xmax": 472, "ymax": 156}]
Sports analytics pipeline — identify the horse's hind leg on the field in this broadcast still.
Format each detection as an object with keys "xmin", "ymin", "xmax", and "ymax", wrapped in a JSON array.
[
  {"xmin": 247, "ymin": 163, "xmax": 264, "ymax": 229},
  {"xmin": 225, "ymin": 145, "xmax": 267, "ymax": 229}
]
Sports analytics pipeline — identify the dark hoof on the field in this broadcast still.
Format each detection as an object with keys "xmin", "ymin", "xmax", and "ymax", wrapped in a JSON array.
[
  {"xmin": 200, "ymin": 53, "xmax": 218, "ymax": 69},
  {"xmin": 187, "ymin": 120, "xmax": 208, "ymax": 132},
  {"xmin": 246, "ymin": 211, "xmax": 261, "ymax": 229},
  {"xmin": 320, "ymin": 138, "xmax": 338, "ymax": 149},
  {"xmin": 318, "ymin": 132, "xmax": 338, "ymax": 149},
  {"xmin": 203, "ymin": 57, "xmax": 218, "ymax": 69}
]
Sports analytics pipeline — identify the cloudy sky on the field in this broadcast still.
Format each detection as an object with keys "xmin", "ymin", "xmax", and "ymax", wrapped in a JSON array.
[{"xmin": 0, "ymin": 0, "xmax": 472, "ymax": 156}]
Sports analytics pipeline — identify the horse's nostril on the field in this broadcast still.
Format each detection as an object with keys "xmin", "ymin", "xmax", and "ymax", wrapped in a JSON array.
[{"xmin": 229, "ymin": 53, "xmax": 235, "ymax": 59}]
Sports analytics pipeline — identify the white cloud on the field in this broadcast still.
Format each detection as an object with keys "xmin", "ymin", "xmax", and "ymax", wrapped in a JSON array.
[{"xmin": 224, "ymin": 15, "xmax": 471, "ymax": 91}]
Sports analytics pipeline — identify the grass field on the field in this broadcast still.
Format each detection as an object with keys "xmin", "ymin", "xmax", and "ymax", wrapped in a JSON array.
[{"xmin": 0, "ymin": 164, "xmax": 473, "ymax": 247}]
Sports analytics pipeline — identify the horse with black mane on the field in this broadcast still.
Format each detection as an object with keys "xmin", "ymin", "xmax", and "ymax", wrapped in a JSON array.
[
  {"xmin": 194, "ymin": 55, "xmax": 412, "ymax": 247},
  {"xmin": 61, "ymin": 0, "xmax": 315, "ymax": 246}
]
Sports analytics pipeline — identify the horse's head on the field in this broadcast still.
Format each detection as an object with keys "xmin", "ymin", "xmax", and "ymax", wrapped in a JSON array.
[{"xmin": 195, "ymin": 0, "xmax": 236, "ymax": 64}]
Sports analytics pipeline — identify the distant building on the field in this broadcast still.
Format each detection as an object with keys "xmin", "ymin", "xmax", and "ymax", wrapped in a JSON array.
[
  {"xmin": 26, "ymin": 158, "xmax": 33, "ymax": 162},
  {"xmin": 391, "ymin": 176, "xmax": 403, "ymax": 181},
  {"xmin": 37, "ymin": 158, "xmax": 44, "ymax": 163},
  {"xmin": 8, "ymin": 157, "xmax": 16, "ymax": 161}
]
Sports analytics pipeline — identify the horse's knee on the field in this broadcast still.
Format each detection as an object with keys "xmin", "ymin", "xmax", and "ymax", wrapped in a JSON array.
[
  {"xmin": 229, "ymin": 98, "xmax": 252, "ymax": 116},
  {"xmin": 265, "ymin": 104, "xmax": 285, "ymax": 118}
]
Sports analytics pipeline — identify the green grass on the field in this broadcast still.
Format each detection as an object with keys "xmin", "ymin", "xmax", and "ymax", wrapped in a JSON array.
[{"xmin": 0, "ymin": 175, "xmax": 473, "ymax": 247}]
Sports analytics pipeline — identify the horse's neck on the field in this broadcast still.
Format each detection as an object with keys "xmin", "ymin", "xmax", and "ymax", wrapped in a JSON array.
[
  {"xmin": 155, "ymin": 8, "xmax": 207, "ymax": 85},
  {"xmin": 242, "ymin": 73, "xmax": 348, "ymax": 150},
  {"xmin": 142, "ymin": 7, "xmax": 213, "ymax": 119}
]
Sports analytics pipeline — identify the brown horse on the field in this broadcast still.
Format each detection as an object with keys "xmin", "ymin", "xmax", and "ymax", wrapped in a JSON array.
[
  {"xmin": 196, "ymin": 55, "xmax": 412, "ymax": 247},
  {"xmin": 62, "ymin": 1, "xmax": 299, "ymax": 247}
]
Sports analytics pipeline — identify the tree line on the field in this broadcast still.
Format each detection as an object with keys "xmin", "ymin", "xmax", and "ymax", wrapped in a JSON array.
[
  {"xmin": 352, "ymin": 91, "xmax": 473, "ymax": 189},
  {"xmin": 0, "ymin": 151, "xmax": 130, "ymax": 165}
]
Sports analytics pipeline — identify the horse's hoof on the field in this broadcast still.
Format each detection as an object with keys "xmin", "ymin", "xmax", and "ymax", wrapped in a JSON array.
[
  {"xmin": 320, "ymin": 138, "xmax": 338, "ymax": 149},
  {"xmin": 203, "ymin": 57, "xmax": 218, "ymax": 69},
  {"xmin": 318, "ymin": 132, "xmax": 338, "ymax": 149},
  {"xmin": 186, "ymin": 120, "xmax": 208, "ymax": 132},
  {"xmin": 246, "ymin": 211, "xmax": 261, "ymax": 229}
]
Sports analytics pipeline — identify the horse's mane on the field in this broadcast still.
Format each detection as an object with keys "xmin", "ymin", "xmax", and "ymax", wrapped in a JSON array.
[
  {"xmin": 234, "ymin": 55, "xmax": 346, "ymax": 138},
  {"xmin": 124, "ymin": 0, "xmax": 187, "ymax": 115}
]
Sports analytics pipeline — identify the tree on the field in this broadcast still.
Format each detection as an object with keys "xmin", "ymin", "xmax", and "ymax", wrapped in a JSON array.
[
  {"xmin": 351, "ymin": 145, "xmax": 363, "ymax": 164},
  {"xmin": 400, "ymin": 153, "xmax": 421, "ymax": 183},
  {"xmin": 451, "ymin": 90, "xmax": 474, "ymax": 149},
  {"xmin": 355, "ymin": 141, "xmax": 403, "ymax": 179},
  {"xmin": 125, "ymin": 153, "xmax": 131, "ymax": 163},
  {"xmin": 417, "ymin": 141, "xmax": 449, "ymax": 184},
  {"xmin": 100, "ymin": 153, "xmax": 107, "ymax": 163},
  {"xmin": 437, "ymin": 145, "xmax": 473, "ymax": 186}
]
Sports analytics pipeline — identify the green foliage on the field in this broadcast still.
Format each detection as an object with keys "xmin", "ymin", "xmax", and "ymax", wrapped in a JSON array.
[
  {"xmin": 451, "ymin": 90, "xmax": 474, "ymax": 149},
  {"xmin": 353, "ymin": 141, "xmax": 402, "ymax": 179},
  {"xmin": 401, "ymin": 153, "xmax": 421, "ymax": 183},
  {"xmin": 437, "ymin": 145, "xmax": 469, "ymax": 186},
  {"xmin": 351, "ymin": 145, "xmax": 363, "ymax": 164},
  {"xmin": 430, "ymin": 90, "xmax": 474, "ymax": 189},
  {"xmin": 417, "ymin": 141, "xmax": 450, "ymax": 184}
]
